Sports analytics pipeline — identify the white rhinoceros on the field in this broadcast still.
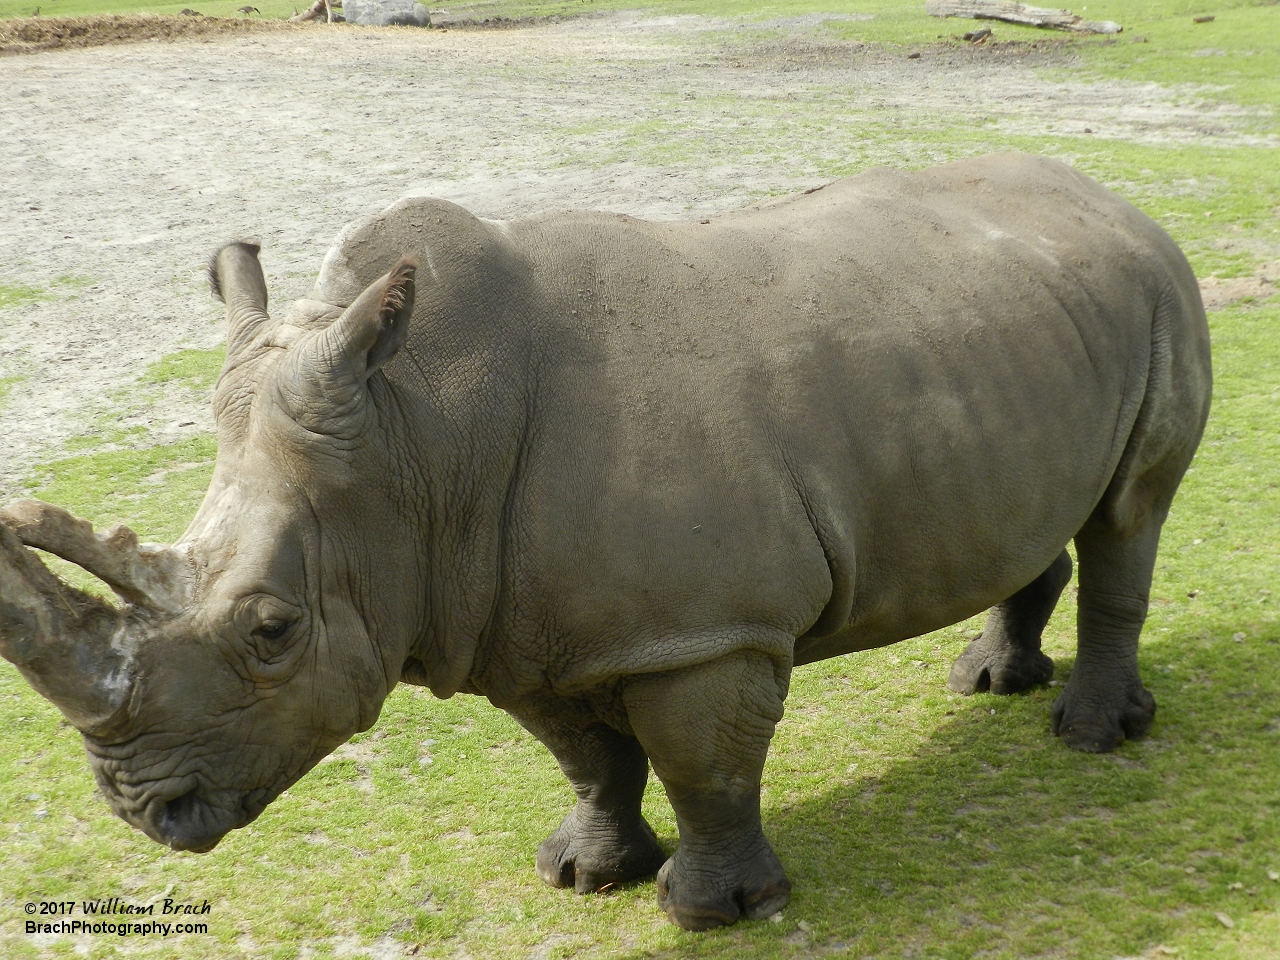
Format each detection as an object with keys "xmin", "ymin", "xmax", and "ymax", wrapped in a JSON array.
[{"xmin": 0, "ymin": 153, "xmax": 1211, "ymax": 930}]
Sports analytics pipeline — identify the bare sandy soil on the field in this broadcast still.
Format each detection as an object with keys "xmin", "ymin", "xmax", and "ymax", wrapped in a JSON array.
[{"xmin": 0, "ymin": 13, "xmax": 1271, "ymax": 497}]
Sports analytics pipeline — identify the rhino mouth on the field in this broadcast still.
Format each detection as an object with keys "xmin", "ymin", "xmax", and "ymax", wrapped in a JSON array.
[
  {"xmin": 87, "ymin": 723, "xmax": 332, "ymax": 853},
  {"xmin": 144, "ymin": 784, "xmax": 276, "ymax": 852},
  {"xmin": 154, "ymin": 788, "xmax": 234, "ymax": 852}
]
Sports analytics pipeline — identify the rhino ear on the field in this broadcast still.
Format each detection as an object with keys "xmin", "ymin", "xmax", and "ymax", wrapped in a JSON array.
[
  {"xmin": 316, "ymin": 256, "xmax": 418, "ymax": 386},
  {"xmin": 284, "ymin": 256, "xmax": 418, "ymax": 430}
]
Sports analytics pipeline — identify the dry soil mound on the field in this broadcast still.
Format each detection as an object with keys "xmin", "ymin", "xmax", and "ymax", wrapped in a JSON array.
[{"xmin": 0, "ymin": 14, "xmax": 305, "ymax": 55}]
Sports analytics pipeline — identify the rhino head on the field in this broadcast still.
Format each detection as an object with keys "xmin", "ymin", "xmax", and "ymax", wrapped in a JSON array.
[{"xmin": 0, "ymin": 242, "xmax": 428, "ymax": 852}]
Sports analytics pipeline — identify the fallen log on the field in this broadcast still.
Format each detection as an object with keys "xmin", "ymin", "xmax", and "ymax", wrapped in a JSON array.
[
  {"xmin": 290, "ymin": 0, "xmax": 342, "ymax": 22},
  {"xmin": 925, "ymin": 0, "xmax": 1121, "ymax": 34}
]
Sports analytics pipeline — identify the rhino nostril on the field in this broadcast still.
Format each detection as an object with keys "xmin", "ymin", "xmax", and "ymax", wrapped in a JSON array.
[{"xmin": 159, "ymin": 788, "xmax": 202, "ymax": 835}]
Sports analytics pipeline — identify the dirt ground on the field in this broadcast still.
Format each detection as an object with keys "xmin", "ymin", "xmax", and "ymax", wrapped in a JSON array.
[
  {"xmin": 0, "ymin": 13, "xmax": 303, "ymax": 55},
  {"xmin": 0, "ymin": 13, "xmax": 1271, "ymax": 497}
]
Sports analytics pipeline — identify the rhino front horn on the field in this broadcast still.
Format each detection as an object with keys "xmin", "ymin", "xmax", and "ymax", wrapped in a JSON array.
[
  {"xmin": 0, "ymin": 500, "xmax": 190, "ymax": 616},
  {"xmin": 0, "ymin": 517, "xmax": 136, "ymax": 735}
]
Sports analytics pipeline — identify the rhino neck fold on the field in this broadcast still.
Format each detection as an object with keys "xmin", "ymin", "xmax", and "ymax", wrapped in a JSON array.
[
  {"xmin": 380, "ymin": 327, "xmax": 536, "ymax": 701},
  {"xmin": 295, "ymin": 200, "xmax": 543, "ymax": 700}
]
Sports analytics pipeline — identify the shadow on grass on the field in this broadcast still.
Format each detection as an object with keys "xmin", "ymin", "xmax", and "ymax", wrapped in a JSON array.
[
  {"xmin": 625, "ymin": 634, "xmax": 1280, "ymax": 959},
  {"xmin": 3, "ymin": 622, "xmax": 1274, "ymax": 959}
]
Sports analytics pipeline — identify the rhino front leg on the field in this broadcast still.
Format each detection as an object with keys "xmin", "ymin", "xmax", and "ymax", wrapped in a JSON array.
[
  {"xmin": 947, "ymin": 549, "xmax": 1070, "ymax": 695},
  {"xmin": 623, "ymin": 650, "xmax": 791, "ymax": 931},
  {"xmin": 509, "ymin": 708, "xmax": 666, "ymax": 893}
]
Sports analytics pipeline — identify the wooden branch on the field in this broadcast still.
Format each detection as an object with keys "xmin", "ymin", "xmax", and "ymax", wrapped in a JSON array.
[{"xmin": 925, "ymin": 0, "xmax": 1121, "ymax": 34}]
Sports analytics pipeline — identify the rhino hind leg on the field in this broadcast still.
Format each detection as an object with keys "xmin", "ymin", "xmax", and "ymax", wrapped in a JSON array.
[
  {"xmin": 1049, "ymin": 275, "xmax": 1209, "ymax": 752},
  {"xmin": 623, "ymin": 650, "xmax": 791, "ymax": 930},
  {"xmin": 511, "ymin": 711, "xmax": 666, "ymax": 894},
  {"xmin": 1051, "ymin": 514, "xmax": 1161, "ymax": 753},
  {"xmin": 947, "ymin": 549, "xmax": 1070, "ymax": 696}
]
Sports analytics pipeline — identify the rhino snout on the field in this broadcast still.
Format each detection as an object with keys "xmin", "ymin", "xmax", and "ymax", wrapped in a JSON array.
[
  {"xmin": 89, "ymin": 761, "xmax": 253, "ymax": 853},
  {"xmin": 135, "ymin": 783, "xmax": 268, "ymax": 853},
  {"xmin": 152, "ymin": 788, "xmax": 233, "ymax": 852}
]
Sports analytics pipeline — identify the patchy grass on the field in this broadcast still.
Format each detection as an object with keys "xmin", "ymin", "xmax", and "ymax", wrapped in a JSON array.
[
  {"xmin": 1, "ymin": 1, "xmax": 1279, "ymax": 958},
  {"xmin": 0, "ymin": 277, "xmax": 95, "ymax": 320},
  {"xmin": 24, "ymin": 437, "xmax": 217, "ymax": 539},
  {"xmin": 0, "ymin": 283, "xmax": 45, "ymax": 310},
  {"xmin": 140, "ymin": 346, "xmax": 226, "ymax": 393},
  {"xmin": 39, "ymin": 346, "xmax": 222, "ymax": 461},
  {"xmin": 0, "ymin": 0, "xmax": 298, "ymax": 19},
  {"xmin": 0, "ymin": 375, "xmax": 23, "ymax": 413}
]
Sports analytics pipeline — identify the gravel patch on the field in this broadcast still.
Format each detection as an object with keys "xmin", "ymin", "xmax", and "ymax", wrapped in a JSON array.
[{"xmin": 0, "ymin": 13, "xmax": 1269, "ymax": 496}]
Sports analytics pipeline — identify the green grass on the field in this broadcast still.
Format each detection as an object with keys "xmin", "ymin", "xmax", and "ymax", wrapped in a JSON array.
[
  {"xmin": 0, "ymin": 375, "xmax": 22, "ymax": 413},
  {"xmin": 0, "ymin": 283, "xmax": 45, "ymax": 309},
  {"xmin": 1080, "ymin": 0, "xmax": 1280, "ymax": 110},
  {"xmin": 0, "ymin": 0, "xmax": 298, "ymax": 18},
  {"xmin": 25, "ymin": 437, "xmax": 217, "ymax": 538},
  {"xmin": 0, "ymin": 277, "xmax": 95, "ymax": 321},
  {"xmin": 140, "ymin": 347, "xmax": 226, "ymax": 393},
  {"xmin": 3, "ymin": 354, "xmax": 1278, "ymax": 956},
  {"xmin": 2, "ymin": 1, "xmax": 1279, "ymax": 957}
]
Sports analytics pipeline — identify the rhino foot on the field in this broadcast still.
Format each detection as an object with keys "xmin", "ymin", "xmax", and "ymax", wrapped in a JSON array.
[
  {"xmin": 1050, "ymin": 680, "xmax": 1156, "ymax": 753},
  {"xmin": 949, "ymin": 550, "xmax": 1069, "ymax": 696},
  {"xmin": 535, "ymin": 807, "xmax": 667, "ymax": 894},
  {"xmin": 947, "ymin": 632, "xmax": 1055, "ymax": 695},
  {"xmin": 655, "ymin": 839, "xmax": 791, "ymax": 931}
]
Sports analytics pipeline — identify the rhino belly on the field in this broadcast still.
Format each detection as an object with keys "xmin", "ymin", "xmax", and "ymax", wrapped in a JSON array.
[{"xmin": 785, "ymin": 308, "xmax": 1142, "ymax": 664}]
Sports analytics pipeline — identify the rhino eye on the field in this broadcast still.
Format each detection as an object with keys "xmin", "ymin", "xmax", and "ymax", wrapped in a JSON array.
[
  {"xmin": 254, "ymin": 620, "xmax": 292, "ymax": 643},
  {"xmin": 232, "ymin": 597, "xmax": 306, "ymax": 678}
]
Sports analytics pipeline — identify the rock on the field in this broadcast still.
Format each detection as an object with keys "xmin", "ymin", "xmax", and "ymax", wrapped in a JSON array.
[{"xmin": 343, "ymin": 0, "xmax": 431, "ymax": 26}]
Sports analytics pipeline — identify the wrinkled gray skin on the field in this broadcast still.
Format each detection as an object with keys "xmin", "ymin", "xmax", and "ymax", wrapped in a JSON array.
[{"xmin": 0, "ymin": 153, "xmax": 1211, "ymax": 930}]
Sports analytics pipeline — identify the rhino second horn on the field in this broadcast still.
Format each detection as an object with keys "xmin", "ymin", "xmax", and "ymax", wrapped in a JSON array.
[
  {"xmin": 0, "ymin": 500, "xmax": 190, "ymax": 616},
  {"xmin": 0, "ymin": 519, "xmax": 136, "ymax": 735},
  {"xmin": 209, "ymin": 240, "xmax": 272, "ymax": 358}
]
